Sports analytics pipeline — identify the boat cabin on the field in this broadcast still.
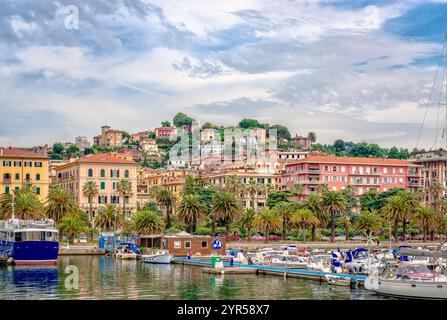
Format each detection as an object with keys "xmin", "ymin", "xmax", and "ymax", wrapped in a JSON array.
[{"xmin": 137, "ymin": 231, "xmax": 226, "ymax": 257}]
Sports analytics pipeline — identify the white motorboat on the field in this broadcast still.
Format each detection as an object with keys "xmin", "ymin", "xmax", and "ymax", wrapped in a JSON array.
[
  {"xmin": 365, "ymin": 249, "xmax": 447, "ymax": 299},
  {"xmin": 306, "ymin": 254, "xmax": 333, "ymax": 273},
  {"xmin": 115, "ymin": 251, "xmax": 138, "ymax": 260},
  {"xmin": 141, "ymin": 250, "xmax": 173, "ymax": 264},
  {"xmin": 325, "ymin": 274, "xmax": 357, "ymax": 287}
]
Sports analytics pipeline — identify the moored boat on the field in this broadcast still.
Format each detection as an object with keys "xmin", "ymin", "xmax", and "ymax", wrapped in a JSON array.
[
  {"xmin": 0, "ymin": 219, "xmax": 59, "ymax": 266},
  {"xmin": 141, "ymin": 250, "xmax": 173, "ymax": 264}
]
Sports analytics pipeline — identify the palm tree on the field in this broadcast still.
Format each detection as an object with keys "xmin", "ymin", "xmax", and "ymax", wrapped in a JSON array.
[
  {"xmin": 133, "ymin": 209, "xmax": 165, "ymax": 236},
  {"xmin": 429, "ymin": 181, "xmax": 443, "ymax": 212},
  {"xmin": 82, "ymin": 181, "xmax": 98, "ymax": 220},
  {"xmin": 93, "ymin": 204, "xmax": 124, "ymax": 232},
  {"xmin": 290, "ymin": 183, "xmax": 304, "ymax": 201},
  {"xmin": 224, "ymin": 175, "xmax": 243, "ymax": 197},
  {"xmin": 46, "ymin": 185, "xmax": 78, "ymax": 223},
  {"xmin": 303, "ymin": 194, "xmax": 326, "ymax": 241},
  {"xmin": 320, "ymin": 190, "xmax": 346, "ymax": 242},
  {"xmin": 381, "ymin": 194, "xmax": 408, "ymax": 241},
  {"xmin": 245, "ymin": 179, "xmax": 258, "ymax": 209},
  {"xmin": 239, "ymin": 208, "xmax": 256, "ymax": 241},
  {"xmin": 177, "ymin": 194, "xmax": 207, "ymax": 233},
  {"xmin": 117, "ymin": 179, "xmax": 133, "ymax": 218},
  {"xmin": 156, "ymin": 188, "xmax": 177, "ymax": 229},
  {"xmin": 413, "ymin": 205, "xmax": 439, "ymax": 242},
  {"xmin": 400, "ymin": 191, "xmax": 419, "ymax": 240},
  {"xmin": 273, "ymin": 201, "xmax": 294, "ymax": 240},
  {"xmin": 58, "ymin": 214, "xmax": 88, "ymax": 244},
  {"xmin": 354, "ymin": 210, "xmax": 382, "ymax": 240},
  {"xmin": 212, "ymin": 191, "xmax": 242, "ymax": 235},
  {"xmin": 0, "ymin": 189, "xmax": 45, "ymax": 220},
  {"xmin": 291, "ymin": 208, "xmax": 319, "ymax": 242},
  {"xmin": 253, "ymin": 208, "xmax": 282, "ymax": 243}
]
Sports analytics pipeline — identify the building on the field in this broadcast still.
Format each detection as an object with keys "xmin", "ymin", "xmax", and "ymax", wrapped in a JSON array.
[
  {"xmin": 281, "ymin": 155, "xmax": 422, "ymax": 199},
  {"xmin": 200, "ymin": 141, "xmax": 223, "ymax": 157},
  {"xmin": 201, "ymin": 128, "xmax": 218, "ymax": 142},
  {"xmin": 291, "ymin": 135, "xmax": 311, "ymax": 150},
  {"xmin": 155, "ymin": 126, "xmax": 177, "ymax": 139},
  {"xmin": 0, "ymin": 147, "xmax": 50, "ymax": 202},
  {"xmin": 137, "ymin": 231, "xmax": 226, "ymax": 257},
  {"xmin": 205, "ymin": 169, "xmax": 278, "ymax": 209},
  {"xmin": 54, "ymin": 153, "xmax": 138, "ymax": 219},
  {"xmin": 93, "ymin": 125, "xmax": 123, "ymax": 147},
  {"xmin": 75, "ymin": 136, "xmax": 91, "ymax": 152},
  {"xmin": 140, "ymin": 138, "xmax": 158, "ymax": 154},
  {"xmin": 130, "ymin": 130, "xmax": 152, "ymax": 142},
  {"xmin": 409, "ymin": 149, "xmax": 447, "ymax": 206}
]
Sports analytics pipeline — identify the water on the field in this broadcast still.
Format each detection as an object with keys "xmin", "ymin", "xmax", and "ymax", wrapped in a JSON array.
[{"xmin": 0, "ymin": 256, "xmax": 390, "ymax": 300}]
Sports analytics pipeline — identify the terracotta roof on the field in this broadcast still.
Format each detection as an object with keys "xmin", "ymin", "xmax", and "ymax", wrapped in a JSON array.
[
  {"xmin": 77, "ymin": 153, "xmax": 135, "ymax": 164},
  {"xmin": 155, "ymin": 126, "xmax": 176, "ymax": 130},
  {"xmin": 286, "ymin": 155, "xmax": 417, "ymax": 166},
  {"xmin": 0, "ymin": 147, "xmax": 47, "ymax": 158}
]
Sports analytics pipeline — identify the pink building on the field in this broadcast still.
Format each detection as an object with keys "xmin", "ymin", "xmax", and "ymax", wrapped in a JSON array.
[
  {"xmin": 155, "ymin": 126, "xmax": 177, "ymax": 139},
  {"xmin": 281, "ymin": 155, "xmax": 422, "ymax": 198},
  {"xmin": 54, "ymin": 153, "xmax": 138, "ymax": 219},
  {"xmin": 130, "ymin": 130, "xmax": 152, "ymax": 142}
]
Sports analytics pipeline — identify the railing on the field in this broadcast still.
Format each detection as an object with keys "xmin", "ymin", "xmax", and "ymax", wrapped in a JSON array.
[{"xmin": 2, "ymin": 178, "xmax": 11, "ymax": 184}]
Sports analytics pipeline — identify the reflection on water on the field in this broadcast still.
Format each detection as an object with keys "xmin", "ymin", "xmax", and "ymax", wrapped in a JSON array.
[{"xmin": 0, "ymin": 256, "xmax": 390, "ymax": 300}]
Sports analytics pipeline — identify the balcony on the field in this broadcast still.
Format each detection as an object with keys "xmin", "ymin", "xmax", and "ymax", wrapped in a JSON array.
[
  {"xmin": 408, "ymin": 182, "xmax": 421, "ymax": 187},
  {"xmin": 3, "ymin": 178, "xmax": 11, "ymax": 184},
  {"xmin": 408, "ymin": 172, "xmax": 420, "ymax": 177}
]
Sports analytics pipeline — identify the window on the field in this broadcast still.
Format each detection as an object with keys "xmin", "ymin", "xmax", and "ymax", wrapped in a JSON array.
[
  {"xmin": 15, "ymin": 173, "xmax": 19, "ymax": 180},
  {"xmin": 2, "ymin": 161, "xmax": 11, "ymax": 167},
  {"xmin": 125, "ymin": 170, "xmax": 129, "ymax": 178},
  {"xmin": 5, "ymin": 187, "xmax": 9, "ymax": 194},
  {"xmin": 36, "ymin": 173, "xmax": 41, "ymax": 181},
  {"xmin": 185, "ymin": 241, "xmax": 191, "ymax": 249},
  {"xmin": 24, "ymin": 161, "xmax": 32, "ymax": 167},
  {"xmin": 25, "ymin": 173, "xmax": 30, "ymax": 180},
  {"xmin": 88, "ymin": 169, "xmax": 93, "ymax": 177},
  {"xmin": 15, "ymin": 232, "xmax": 24, "ymax": 242},
  {"xmin": 174, "ymin": 241, "xmax": 181, "ymax": 249},
  {"xmin": 34, "ymin": 162, "xmax": 42, "ymax": 167},
  {"xmin": 201, "ymin": 241, "xmax": 208, "ymax": 248},
  {"xmin": 13, "ymin": 161, "xmax": 21, "ymax": 167},
  {"xmin": 100, "ymin": 181, "xmax": 105, "ymax": 190},
  {"xmin": 36, "ymin": 187, "xmax": 40, "ymax": 195},
  {"xmin": 101, "ymin": 169, "xmax": 105, "ymax": 177}
]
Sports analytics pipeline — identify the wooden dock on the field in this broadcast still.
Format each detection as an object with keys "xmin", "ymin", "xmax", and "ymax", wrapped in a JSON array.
[{"xmin": 174, "ymin": 257, "xmax": 366, "ymax": 286}]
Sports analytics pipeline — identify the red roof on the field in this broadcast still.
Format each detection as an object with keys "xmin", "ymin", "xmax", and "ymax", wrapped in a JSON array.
[
  {"xmin": 286, "ymin": 155, "xmax": 417, "ymax": 167},
  {"xmin": 77, "ymin": 153, "xmax": 135, "ymax": 164},
  {"xmin": 0, "ymin": 147, "xmax": 47, "ymax": 158}
]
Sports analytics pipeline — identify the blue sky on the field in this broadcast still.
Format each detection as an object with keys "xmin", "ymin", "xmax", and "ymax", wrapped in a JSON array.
[{"xmin": 1, "ymin": 0, "xmax": 447, "ymax": 148}]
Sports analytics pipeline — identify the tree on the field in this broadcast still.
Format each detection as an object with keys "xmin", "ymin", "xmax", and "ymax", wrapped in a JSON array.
[
  {"xmin": 270, "ymin": 124, "xmax": 291, "ymax": 141},
  {"xmin": 52, "ymin": 143, "xmax": 64, "ymax": 155},
  {"xmin": 291, "ymin": 208, "xmax": 319, "ymax": 242},
  {"xmin": 93, "ymin": 204, "xmax": 124, "ymax": 232},
  {"xmin": 354, "ymin": 210, "xmax": 382, "ymax": 239},
  {"xmin": 321, "ymin": 190, "xmax": 347, "ymax": 242},
  {"xmin": 341, "ymin": 185, "xmax": 357, "ymax": 240},
  {"xmin": 177, "ymin": 194, "xmax": 207, "ymax": 233},
  {"xmin": 239, "ymin": 208, "xmax": 256, "ymax": 241},
  {"xmin": 273, "ymin": 201, "xmax": 295, "ymax": 240},
  {"xmin": 82, "ymin": 181, "xmax": 99, "ymax": 221},
  {"xmin": 156, "ymin": 189, "xmax": 177, "ymax": 229},
  {"xmin": 303, "ymin": 194, "xmax": 326, "ymax": 241},
  {"xmin": 253, "ymin": 208, "xmax": 282, "ymax": 243},
  {"xmin": 117, "ymin": 179, "xmax": 133, "ymax": 218},
  {"xmin": 133, "ymin": 209, "xmax": 165, "ymax": 236},
  {"xmin": 224, "ymin": 175, "xmax": 244, "ymax": 197},
  {"xmin": 238, "ymin": 118, "xmax": 265, "ymax": 129},
  {"xmin": 46, "ymin": 185, "xmax": 79, "ymax": 239},
  {"xmin": 173, "ymin": 112, "xmax": 195, "ymax": 127},
  {"xmin": 244, "ymin": 179, "xmax": 259, "ymax": 209},
  {"xmin": 212, "ymin": 191, "xmax": 242, "ymax": 235},
  {"xmin": 0, "ymin": 188, "xmax": 45, "ymax": 220},
  {"xmin": 58, "ymin": 213, "xmax": 87, "ymax": 244},
  {"xmin": 413, "ymin": 205, "xmax": 439, "ymax": 242},
  {"xmin": 161, "ymin": 121, "xmax": 171, "ymax": 127},
  {"xmin": 307, "ymin": 132, "xmax": 316, "ymax": 144},
  {"xmin": 381, "ymin": 194, "xmax": 409, "ymax": 241},
  {"xmin": 266, "ymin": 190, "xmax": 294, "ymax": 208}
]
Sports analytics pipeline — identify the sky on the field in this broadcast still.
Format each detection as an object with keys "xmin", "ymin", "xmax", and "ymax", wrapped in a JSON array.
[{"xmin": 1, "ymin": 0, "xmax": 447, "ymax": 149}]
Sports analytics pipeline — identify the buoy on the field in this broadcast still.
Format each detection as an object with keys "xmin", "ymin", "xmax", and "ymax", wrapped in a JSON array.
[{"xmin": 7, "ymin": 257, "xmax": 14, "ymax": 266}]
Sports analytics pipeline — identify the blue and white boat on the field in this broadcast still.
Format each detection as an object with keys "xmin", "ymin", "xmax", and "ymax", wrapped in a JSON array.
[{"xmin": 0, "ymin": 219, "xmax": 59, "ymax": 266}]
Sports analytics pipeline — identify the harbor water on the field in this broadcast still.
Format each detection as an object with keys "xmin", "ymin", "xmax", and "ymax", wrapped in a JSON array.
[{"xmin": 0, "ymin": 255, "xmax": 390, "ymax": 300}]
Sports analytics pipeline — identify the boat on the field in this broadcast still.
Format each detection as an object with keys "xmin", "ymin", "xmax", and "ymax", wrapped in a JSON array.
[
  {"xmin": 325, "ymin": 274, "xmax": 357, "ymax": 287},
  {"xmin": 0, "ymin": 218, "xmax": 59, "ymax": 266},
  {"xmin": 306, "ymin": 254, "xmax": 333, "ymax": 273},
  {"xmin": 114, "ymin": 243, "xmax": 139, "ymax": 260},
  {"xmin": 141, "ymin": 250, "xmax": 173, "ymax": 264},
  {"xmin": 364, "ymin": 249, "xmax": 447, "ymax": 299}
]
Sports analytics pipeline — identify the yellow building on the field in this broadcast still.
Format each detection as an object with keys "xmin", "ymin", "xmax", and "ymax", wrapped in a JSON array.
[{"xmin": 0, "ymin": 147, "xmax": 50, "ymax": 202}]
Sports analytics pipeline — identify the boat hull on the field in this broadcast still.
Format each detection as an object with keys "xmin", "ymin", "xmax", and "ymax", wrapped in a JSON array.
[
  {"xmin": 142, "ymin": 254, "xmax": 173, "ymax": 264},
  {"xmin": 365, "ymin": 276, "xmax": 447, "ymax": 299},
  {"xmin": 0, "ymin": 241, "xmax": 59, "ymax": 265}
]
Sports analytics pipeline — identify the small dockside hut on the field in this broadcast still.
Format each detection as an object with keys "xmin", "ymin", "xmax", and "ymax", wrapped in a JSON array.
[{"xmin": 137, "ymin": 231, "xmax": 226, "ymax": 257}]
